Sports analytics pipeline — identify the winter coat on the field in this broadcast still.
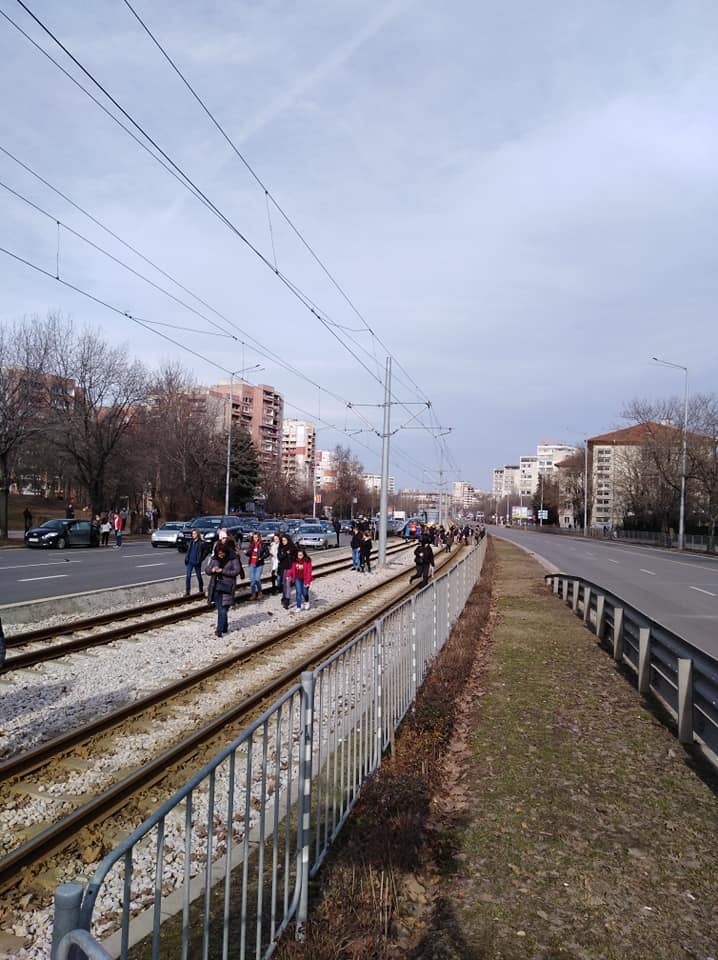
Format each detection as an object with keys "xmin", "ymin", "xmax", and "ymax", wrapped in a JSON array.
[
  {"xmin": 277, "ymin": 541, "xmax": 297, "ymax": 573},
  {"xmin": 413, "ymin": 543, "xmax": 434, "ymax": 569},
  {"xmin": 360, "ymin": 537, "xmax": 373, "ymax": 560},
  {"xmin": 185, "ymin": 537, "xmax": 210, "ymax": 567},
  {"xmin": 286, "ymin": 558, "xmax": 313, "ymax": 586},
  {"xmin": 350, "ymin": 531, "xmax": 363, "ymax": 550},
  {"xmin": 205, "ymin": 554, "xmax": 242, "ymax": 606},
  {"xmin": 245, "ymin": 540, "xmax": 270, "ymax": 566}
]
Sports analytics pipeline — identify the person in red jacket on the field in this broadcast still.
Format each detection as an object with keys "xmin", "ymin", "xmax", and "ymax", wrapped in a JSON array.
[{"xmin": 286, "ymin": 549, "xmax": 313, "ymax": 611}]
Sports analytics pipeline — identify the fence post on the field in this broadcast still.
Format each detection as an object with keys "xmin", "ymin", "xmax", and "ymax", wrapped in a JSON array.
[
  {"xmin": 638, "ymin": 627, "xmax": 651, "ymax": 694},
  {"xmin": 296, "ymin": 671, "xmax": 315, "ymax": 942},
  {"xmin": 410, "ymin": 595, "xmax": 417, "ymax": 704},
  {"xmin": 595, "ymin": 595, "xmax": 605, "ymax": 639},
  {"xmin": 562, "ymin": 577, "xmax": 569, "ymax": 603},
  {"xmin": 678, "ymin": 658, "xmax": 694, "ymax": 745},
  {"xmin": 51, "ymin": 882, "xmax": 84, "ymax": 960},
  {"xmin": 583, "ymin": 586, "xmax": 591, "ymax": 624},
  {"xmin": 572, "ymin": 580, "xmax": 580, "ymax": 613},
  {"xmin": 613, "ymin": 608, "xmax": 624, "ymax": 662},
  {"xmin": 553, "ymin": 576, "xmax": 559, "ymax": 595},
  {"xmin": 374, "ymin": 622, "xmax": 384, "ymax": 766}
]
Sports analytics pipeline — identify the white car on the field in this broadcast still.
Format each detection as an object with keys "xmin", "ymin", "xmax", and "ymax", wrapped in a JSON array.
[
  {"xmin": 150, "ymin": 521, "xmax": 187, "ymax": 548},
  {"xmin": 294, "ymin": 524, "xmax": 330, "ymax": 550}
]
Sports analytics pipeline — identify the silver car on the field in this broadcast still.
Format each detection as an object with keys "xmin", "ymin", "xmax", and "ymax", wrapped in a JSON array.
[
  {"xmin": 150, "ymin": 521, "xmax": 187, "ymax": 548},
  {"xmin": 294, "ymin": 524, "xmax": 330, "ymax": 550}
]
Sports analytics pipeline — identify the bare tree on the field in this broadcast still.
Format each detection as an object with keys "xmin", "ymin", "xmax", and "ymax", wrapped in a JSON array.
[
  {"xmin": 45, "ymin": 316, "xmax": 149, "ymax": 514},
  {"xmin": 331, "ymin": 445, "xmax": 365, "ymax": 518},
  {"xmin": 0, "ymin": 316, "xmax": 51, "ymax": 536}
]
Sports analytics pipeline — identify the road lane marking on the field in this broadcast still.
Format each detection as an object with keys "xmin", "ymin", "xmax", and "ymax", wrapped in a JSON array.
[
  {"xmin": 18, "ymin": 575, "xmax": 69, "ymax": 582},
  {"xmin": 136, "ymin": 563, "xmax": 167, "ymax": 569},
  {"xmin": 639, "ymin": 569, "xmax": 656, "ymax": 576},
  {"xmin": 690, "ymin": 586, "xmax": 717, "ymax": 597},
  {"xmin": 607, "ymin": 558, "xmax": 619, "ymax": 564},
  {"xmin": 0, "ymin": 560, "xmax": 82, "ymax": 570}
]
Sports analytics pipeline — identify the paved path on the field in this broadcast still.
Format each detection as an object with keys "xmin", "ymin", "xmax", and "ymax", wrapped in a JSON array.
[{"xmin": 491, "ymin": 527, "xmax": 718, "ymax": 658}]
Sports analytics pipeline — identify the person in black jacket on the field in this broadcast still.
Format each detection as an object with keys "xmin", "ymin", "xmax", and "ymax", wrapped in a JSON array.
[
  {"xmin": 277, "ymin": 533, "xmax": 297, "ymax": 609},
  {"xmin": 360, "ymin": 530, "xmax": 373, "ymax": 573},
  {"xmin": 184, "ymin": 528, "xmax": 210, "ymax": 595},
  {"xmin": 350, "ymin": 526, "xmax": 363, "ymax": 571},
  {"xmin": 409, "ymin": 540, "xmax": 434, "ymax": 586}
]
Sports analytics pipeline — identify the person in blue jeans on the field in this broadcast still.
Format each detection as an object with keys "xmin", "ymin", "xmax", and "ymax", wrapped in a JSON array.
[
  {"xmin": 184, "ymin": 529, "xmax": 209, "ymax": 595},
  {"xmin": 244, "ymin": 531, "xmax": 269, "ymax": 599},
  {"xmin": 287, "ymin": 549, "xmax": 313, "ymax": 610},
  {"xmin": 350, "ymin": 526, "xmax": 362, "ymax": 571}
]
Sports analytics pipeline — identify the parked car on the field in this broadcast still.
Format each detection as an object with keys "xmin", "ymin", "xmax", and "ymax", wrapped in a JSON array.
[
  {"xmin": 176, "ymin": 515, "xmax": 245, "ymax": 553},
  {"xmin": 294, "ymin": 524, "xmax": 330, "ymax": 550},
  {"xmin": 257, "ymin": 520, "xmax": 287, "ymax": 543},
  {"xmin": 25, "ymin": 518, "xmax": 99, "ymax": 549},
  {"xmin": 150, "ymin": 521, "xmax": 187, "ymax": 548}
]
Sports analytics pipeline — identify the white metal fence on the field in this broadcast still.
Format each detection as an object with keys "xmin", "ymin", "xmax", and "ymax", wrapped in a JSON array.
[{"xmin": 51, "ymin": 540, "xmax": 486, "ymax": 960}]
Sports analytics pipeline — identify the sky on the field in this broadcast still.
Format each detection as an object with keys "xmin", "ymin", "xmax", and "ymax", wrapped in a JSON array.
[{"xmin": 2, "ymin": 0, "xmax": 717, "ymax": 493}]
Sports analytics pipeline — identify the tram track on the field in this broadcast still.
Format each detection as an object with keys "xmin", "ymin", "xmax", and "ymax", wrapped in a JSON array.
[
  {"xmin": 0, "ymin": 543, "xmax": 458, "ymax": 892},
  {"xmin": 1, "ymin": 542, "xmax": 409, "ymax": 672}
]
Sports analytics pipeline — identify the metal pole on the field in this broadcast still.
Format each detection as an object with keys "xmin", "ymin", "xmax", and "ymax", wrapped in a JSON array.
[
  {"xmin": 312, "ymin": 456, "xmax": 317, "ymax": 518},
  {"xmin": 679, "ymin": 367, "xmax": 688, "ymax": 551},
  {"xmin": 224, "ymin": 374, "xmax": 233, "ymax": 515},
  {"xmin": 540, "ymin": 472, "xmax": 544, "ymax": 526},
  {"xmin": 583, "ymin": 440, "xmax": 588, "ymax": 536},
  {"xmin": 378, "ymin": 357, "xmax": 391, "ymax": 566}
]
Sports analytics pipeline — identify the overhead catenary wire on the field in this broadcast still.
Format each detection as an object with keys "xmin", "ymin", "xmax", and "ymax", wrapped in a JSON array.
[{"xmin": 5, "ymin": 0, "xmax": 459, "ymax": 479}]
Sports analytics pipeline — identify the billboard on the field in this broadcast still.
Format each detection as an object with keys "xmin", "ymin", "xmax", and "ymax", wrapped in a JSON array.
[{"xmin": 511, "ymin": 505, "xmax": 530, "ymax": 520}]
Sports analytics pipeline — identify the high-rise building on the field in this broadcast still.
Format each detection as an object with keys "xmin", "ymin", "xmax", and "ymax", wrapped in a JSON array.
[
  {"xmin": 209, "ymin": 381, "xmax": 284, "ymax": 463},
  {"xmin": 315, "ymin": 450, "xmax": 337, "ymax": 490},
  {"xmin": 363, "ymin": 474, "xmax": 395, "ymax": 493},
  {"xmin": 282, "ymin": 419, "xmax": 316, "ymax": 487}
]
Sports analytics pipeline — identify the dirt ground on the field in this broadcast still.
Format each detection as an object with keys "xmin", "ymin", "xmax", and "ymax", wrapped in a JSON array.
[{"xmin": 277, "ymin": 538, "xmax": 718, "ymax": 960}]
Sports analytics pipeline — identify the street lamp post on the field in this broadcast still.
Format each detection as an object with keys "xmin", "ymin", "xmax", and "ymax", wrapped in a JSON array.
[
  {"xmin": 652, "ymin": 357, "xmax": 688, "ymax": 551},
  {"xmin": 583, "ymin": 440, "xmax": 588, "ymax": 537}
]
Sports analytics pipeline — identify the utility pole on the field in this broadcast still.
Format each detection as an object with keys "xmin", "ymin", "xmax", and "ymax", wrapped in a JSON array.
[{"xmin": 378, "ymin": 357, "xmax": 392, "ymax": 566}]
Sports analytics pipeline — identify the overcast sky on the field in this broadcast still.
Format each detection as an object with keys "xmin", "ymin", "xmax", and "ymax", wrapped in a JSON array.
[{"xmin": 2, "ymin": 0, "xmax": 717, "ymax": 492}]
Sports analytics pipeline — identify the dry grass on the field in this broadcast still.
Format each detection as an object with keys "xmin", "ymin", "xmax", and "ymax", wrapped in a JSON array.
[{"xmin": 276, "ymin": 539, "xmax": 718, "ymax": 960}]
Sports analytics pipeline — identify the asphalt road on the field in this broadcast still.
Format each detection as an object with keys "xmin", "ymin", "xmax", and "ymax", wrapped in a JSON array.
[
  {"xmin": 491, "ymin": 526, "xmax": 718, "ymax": 658},
  {"xmin": 0, "ymin": 536, "xmax": 352, "ymax": 608}
]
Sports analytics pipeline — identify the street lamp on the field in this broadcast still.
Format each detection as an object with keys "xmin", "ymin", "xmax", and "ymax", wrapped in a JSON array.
[
  {"xmin": 224, "ymin": 365, "xmax": 263, "ymax": 515},
  {"xmin": 652, "ymin": 357, "xmax": 688, "ymax": 551}
]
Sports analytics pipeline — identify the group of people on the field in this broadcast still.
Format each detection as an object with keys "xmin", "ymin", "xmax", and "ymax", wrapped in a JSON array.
[
  {"xmin": 349, "ymin": 525, "xmax": 374, "ymax": 573},
  {"xmin": 184, "ymin": 528, "xmax": 316, "ymax": 637}
]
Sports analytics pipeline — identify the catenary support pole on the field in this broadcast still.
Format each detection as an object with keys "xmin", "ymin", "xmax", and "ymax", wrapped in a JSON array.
[{"xmin": 378, "ymin": 356, "xmax": 391, "ymax": 567}]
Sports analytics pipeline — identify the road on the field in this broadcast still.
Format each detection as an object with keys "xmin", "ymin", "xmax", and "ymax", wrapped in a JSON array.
[
  {"xmin": 491, "ymin": 527, "xmax": 718, "ymax": 658},
  {"xmin": 0, "ymin": 536, "xmax": 352, "ymax": 608}
]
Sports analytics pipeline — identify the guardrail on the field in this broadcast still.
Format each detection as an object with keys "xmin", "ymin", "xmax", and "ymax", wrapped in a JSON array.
[
  {"xmin": 50, "ymin": 539, "xmax": 486, "ymax": 960},
  {"xmin": 544, "ymin": 573, "xmax": 718, "ymax": 768}
]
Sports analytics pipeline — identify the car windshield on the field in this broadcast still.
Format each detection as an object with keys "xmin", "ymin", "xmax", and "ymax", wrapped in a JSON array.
[
  {"xmin": 40, "ymin": 519, "xmax": 66, "ymax": 530},
  {"xmin": 161, "ymin": 522, "xmax": 184, "ymax": 530},
  {"xmin": 190, "ymin": 517, "xmax": 222, "ymax": 530},
  {"xmin": 259, "ymin": 522, "xmax": 281, "ymax": 531},
  {"xmin": 297, "ymin": 525, "xmax": 322, "ymax": 535}
]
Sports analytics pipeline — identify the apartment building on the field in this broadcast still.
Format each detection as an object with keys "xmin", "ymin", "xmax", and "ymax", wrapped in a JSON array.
[
  {"xmin": 314, "ymin": 449, "xmax": 337, "ymax": 490},
  {"xmin": 364, "ymin": 474, "xmax": 395, "ymax": 493},
  {"xmin": 519, "ymin": 456, "xmax": 539, "ymax": 498},
  {"xmin": 209, "ymin": 381, "xmax": 284, "ymax": 462},
  {"xmin": 281, "ymin": 419, "xmax": 316, "ymax": 487}
]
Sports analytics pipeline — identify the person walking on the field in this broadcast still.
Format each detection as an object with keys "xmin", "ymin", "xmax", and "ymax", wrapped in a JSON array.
[
  {"xmin": 332, "ymin": 518, "xmax": 341, "ymax": 547},
  {"xmin": 184, "ymin": 529, "xmax": 209, "ymax": 596},
  {"xmin": 205, "ymin": 541, "xmax": 242, "ymax": 636},
  {"xmin": 65, "ymin": 502, "xmax": 74, "ymax": 519},
  {"xmin": 350, "ymin": 526, "xmax": 363, "ymax": 571},
  {"xmin": 244, "ymin": 531, "xmax": 269, "ymax": 600},
  {"xmin": 277, "ymin": 534, "xmax": 297, "ymax": 609},
  {"xmin": 287, "ymin": 549, "xmax": 313, "ymax": 610},
  {"xmin": 269, "ymin": 533, "xmax": 281, "ymax": 594},
  {"xmin": 360, "ymin": 529, "xmax": 373, "ymax": 573},
  {"xmin": 409, "ymin": 540, "xmax": 435, "ymax": 586},
  {"xmin": 23, "ymin": 507, "xmax": 33, "ymax": 532}
]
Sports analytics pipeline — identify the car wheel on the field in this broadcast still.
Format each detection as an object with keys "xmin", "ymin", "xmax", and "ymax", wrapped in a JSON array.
[
  {"xmin": 152, "ymin": 542, "xmax": 158, "ymax": 548},
  {"xmin": 56, "ymin": 537, "xmax": 67, "ymax": 550}
]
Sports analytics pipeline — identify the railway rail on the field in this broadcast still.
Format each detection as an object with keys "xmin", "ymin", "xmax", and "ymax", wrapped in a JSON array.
[
  {"xmin": 0, "ymin": 542, "xmax": 458, "ymax": 893},
  {"xmin": 1, "ymin": 541, "xmax": 410, "ymax": 671}
]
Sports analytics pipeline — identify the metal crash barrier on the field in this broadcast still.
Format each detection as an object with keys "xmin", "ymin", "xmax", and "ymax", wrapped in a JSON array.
[
  {"xmin": 545, "ymin": 573, "xmax": 718, "ymax": 768},
  {"xmin": 50, "ymin": 539, "xmax": 486, "ymax": 960}
]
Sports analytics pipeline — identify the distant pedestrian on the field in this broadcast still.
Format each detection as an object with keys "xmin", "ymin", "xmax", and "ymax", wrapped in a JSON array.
[
  {"xmin": 100, "ymin": 516, "xmax": 111, "ymax": 547},
  {"xmin": 333, "ymin": 518, "xmax": 341, "ymax": 547},
  {"xmin": 23, "ymin": 507, "xmax": 32, "ymax": 532},
  {"xmin": 287, "ymin": 549, "xmax": 313, "ymax": 610},
  {"xmin": 113, "ymin": 512, "xmax": 123, "ymax": 547},
  {"xmin": 205, "ymin": 541, "xmax": 242, "ymax": 636},
  {"xmin": 184, "ymin": 529, "xmax": 210, "ymax": 596},
  {"xmin": 360, "ymin": 530, "xmax": 373, "ymax": 573},
  {"xmin": 65, "ymin": 502, "xmax": 74, "ymax": 519},
  {"xmin": 350, "ymin": 526, "xmax": 363, "ymax": 571},
  {"xmin": 245, "ymin": 531, "xmax": 269, "ymax": 600},
  {"xmin": 277, "ymin": 534, "xmax": 297, "ymax": 609},
  {"xmin": 409, "ymin": 540, "xmax": 434, "ymax": 586}
]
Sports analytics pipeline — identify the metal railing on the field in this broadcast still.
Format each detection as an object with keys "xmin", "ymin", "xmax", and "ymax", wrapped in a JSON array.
[
  {"xmin": 51, "ymin": 540, "xmax": 486, "ymax": 959},
  {"xmin": 545, "ymin": 573, "xmax": 718, "ymax": 768}
]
